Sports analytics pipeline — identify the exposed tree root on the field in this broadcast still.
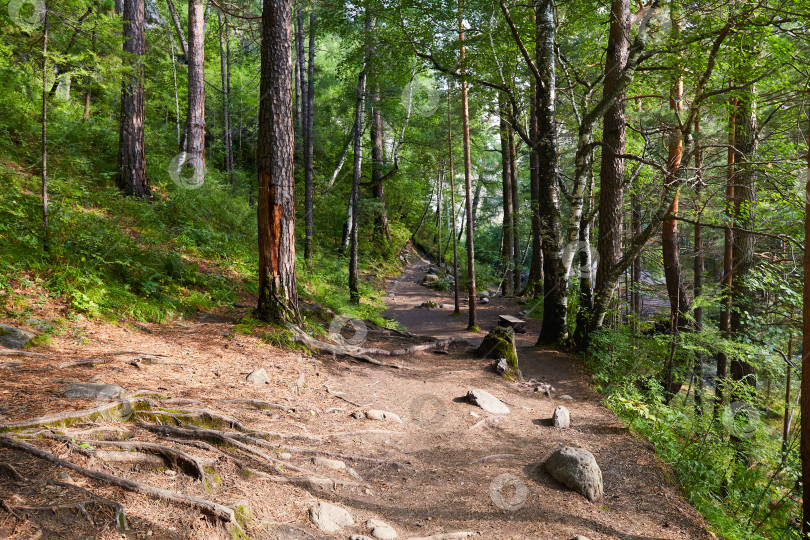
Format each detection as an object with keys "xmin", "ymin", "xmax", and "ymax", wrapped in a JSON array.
[
  {"xmin": 292, "ymin": 328, "xmax": 407, "ymax": 369},
  {"xmin": 247, "ymin": 468, "xmax": 362, "ymax": 488},
  {"xmin": 0, "ymin": 462, "xmax": 24, "ymax": 481},
  {"xmin": 324, "ymin": 384, "xmax": 367, "ymax": 407},
  {"xmin": 224, "ymin": 399, "xmax": 315, "ymax": 413},
  {"xmin": 57, "ymin": 358, "xmax": 111, "ymax": 368},
  {"xmin": 136, "ymin": 408, "xmax": 249, "ymax": 432},
  {"xmin": 0, "ymin": 350, "xmax": 47, "ymax": 358},
  {"xmin": 0, "ymin": 435, "xmax": 235, "ymax": 523},
  {"xmin": 0, "ymin": 399, "xmax": 154, "ymax": 430},
  {"xmin": 469, "ymin": 454, "xmax": 515, "ymax": 464}
]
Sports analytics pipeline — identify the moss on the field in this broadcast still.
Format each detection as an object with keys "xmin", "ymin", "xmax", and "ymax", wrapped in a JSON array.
[{"xmin": 476, "ymin": 325, "xmax": 520, "ymax": 378}]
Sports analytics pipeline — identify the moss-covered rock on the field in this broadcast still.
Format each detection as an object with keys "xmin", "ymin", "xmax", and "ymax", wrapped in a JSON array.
[{"xmin": 476, "ymin": 326, "xmax": 519, "ymax": 379}]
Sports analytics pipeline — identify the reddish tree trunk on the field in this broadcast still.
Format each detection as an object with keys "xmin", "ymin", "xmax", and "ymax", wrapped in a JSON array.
[
  {"xmin": 459, "ymin": 4, "xmax": 476, "ymax": 330},
  {"xmin": 185, "ymin": 0, "xmax": 206, "ymax": 170},
  {"xmin": 256, "ymin": 0, "xmax": 298, "ymax": 323},
  {"xmin": 304, "ymin": 12, "xmax": 316, "ymax": 266},
  {"xmin": 117, "ymin": 0, "xmax": 150, "ymax": 199}
]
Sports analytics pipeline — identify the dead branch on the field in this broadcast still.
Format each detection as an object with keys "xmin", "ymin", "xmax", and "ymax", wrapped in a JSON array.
[{"xmin": 0, "ymin": 399, "xmax": 153, "ymax": 430}]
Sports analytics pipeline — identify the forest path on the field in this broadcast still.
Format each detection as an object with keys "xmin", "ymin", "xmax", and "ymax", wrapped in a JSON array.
[{"xmin": 0, "ymin": 251, "xmax": 712, "ymax": 540}]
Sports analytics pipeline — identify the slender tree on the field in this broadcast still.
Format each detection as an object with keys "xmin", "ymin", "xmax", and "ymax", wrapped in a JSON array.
[
  {"xmin": 218, "ymin": 11, "xmax": 234, "ymax": 187},
  {"xmin": 41, "ymin": 2, "xmax": 50, "ymax": 251},
  {"xmin": 499, "ymin": 96, "xmax": 514, "ymax": 295},
  {"xmin": 116, "ymin": 0, "xmax": 151, "ymax": 199},
  {"xmin": 459, "ymin": 1, "xmax": 476, "ymax": 330},
  {"xmin": 185, "ymin": 0, "xmax": 206, "ymax": 170},
  {"xmin": 304, "ymin": 11, "xmax": 316, "ymax": 267},
  {"xmin": 802, "ymin": 99, "xmax": 810, "ymax": 538},
  {"xmin": 448, "ymin": 84, "xmax": 460, "ymax": 313},
  {"xmin": 256, "ymin": 0, "xmax": 299, "ymax": 323}
]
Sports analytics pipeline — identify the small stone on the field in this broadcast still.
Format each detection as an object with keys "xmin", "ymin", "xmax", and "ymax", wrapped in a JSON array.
[
  {"xmin": 60, "ymin": 383, "xmax": 125, "ymax": 400},
  {"xmin": 420, "ymin": 301, "xmax": 438, "ymax": 309},
  {"xmin": 347, "ymin": 467, "xmax": 363, "ymax": 480},
  {"xmin": 466, "ymin": 389, "xmax": 510, "ymax": 414},
  {"xmin": 164, "ymin": 469, "xmax": 177, "ymax": 477},
  {"xmin": 351, "ymin": 536, "xmax": 375, "ymax": 540},
  {"xmin": 56, "ymin": 472, "xmax": 74, "ymax": 483},
  {"xmin": 351, "ymin": 411, "xmax": 365, "ymax": 419},
  {"xmin": 561, "ymin": 395, "xmax": 574, "ymax": 400},
  {"xmin": 0, "ymin": 324, "xmax": 36, "ymax": 349},
  {"xmin": 278, "ymin": 452, "xmax": 293, "ymax": 460},
  {"xmin": 423, "ymin": 274, "xmax": 439, "ymax": 285},
  {"xmin": 312, "ymin": 456, "xmax": 346, "ymax": 470},
  {"xmin": 544, "ymin": 446, "xmax": 603, "ymax": 502},
  {"xmin": 367, "ymin": 518, "xmax": 398, "ymax": 539},
  {"xmin": 308, "ymin": 502, "xmax": 354, "ymax": 533},
  {"xmin": 571, "ymin": 536, "xmax": 591, "ymax": 540},
  {"xmin": 479, "ymin": 297, "xmax": 490, "ymax": 304},
  {"xmin": 552, "ymin": 405, "xmax": 571, "ymax": 428},
  {"xmin": 493, "ymin": 358, "xmax": 508, "ymax": 375},
  {"xmin": 246, "ymin": 368, "xmax": 270, "ymax": 385},
  {"xmin": 366, "ymin": 410, "xmax": 403, "ymax": 423}
]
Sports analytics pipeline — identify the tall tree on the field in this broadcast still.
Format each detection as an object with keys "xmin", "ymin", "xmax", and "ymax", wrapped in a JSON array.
[
  {"xmin": 448, "ymin": 86, "xmax": 460, "ymax": 313},
  {"xmin": 41, "ymin": 2, "xmax": 50, "ymax": 251},
  {"xmin": 304, "ymin": 11, "xmax": 316, "ymax": 267},
  {"xmin": 185, "ymin": 0, "xmax": 206, "ymax": 170},
  {"xmin": 218, "ymin": 11, "xmax": 234, "ymax": 187},
  {"xmin": 499, "ymin": 96, "xmax": 514, "ymax": 295},
  {"xmin": 802, "ymin": 98, "xmax": 810, "ymax": 539},
  {"xmin": 256, "ymin": 0, "xmax": 299, "ymax": 323},
  {"xmin": 370, "ymin": 83, "xmax": 390, "ymax": 242},
  {"xmin": 527, "ymin": 80, "xmax": 543, "ymax": 295},
  {"xmin": 117, "ymin": 0, "xmax": 151, "ymax": 199},
  {"xmin": 459, "ymin": 1, "xmax": 476, "ymax": 330},
  {"xmin": 349, "ymin": 15, "xmax": 371, "ymax": 303},
  {"xmin": 510, "ymin": 127, "xmax": 521, "ymax": 294},
  {"xmin": 594, "ymin": 0, "xmax": 629, "ymax": 305}
]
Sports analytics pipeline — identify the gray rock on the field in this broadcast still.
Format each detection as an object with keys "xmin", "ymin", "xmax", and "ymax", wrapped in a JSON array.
[
  {"xmin": 479, "ymin": 297, "xmax": 490, "ymax": 304},
  {"xmin": 367, "ymin": 518, "xmax": 398, "ymax": 539},
  {"xmin": 312, "ymin": 457, "xmax": 346, "ymax": 470},
  {"xmin": 544, "ymin": 447, "xmax": 603, "ymax": 502},
  {"xmin": 552, "ymin": 405, "xmax": 570, "ymax": 428},
  {"xmin": 246, "ymin": 368, "xmax": 269, "ymax": 385},
  {"xmin": 560, "ymin": 395, "xmax": 574, "ymax": 400},
  {"xmin": 366, "ymin": 409, "xmax": 403, "ymax": 423},
  {"xmin": 479, "ymin": 290, "xmax": 490, "ymax": 298},
  {"xmin": 0, "ymin": 324, "xmax": 36, "ymax": 349},
  {"xmin": 423, "ymin": 273, "xmax": 439, "ymax": 285},
  {"xmin": 493, "ymin": 358, "xmax": 508, "ymax": 375},
  {"xmin": 439, "ymin": 303, "xmax": 455, "ymax": 309},
  {"xmin": 351, "ymin": 411, "xmax": 365, "ymax": 419},
  {"xmin": 308, "ymin": 502, "xmax": 354, "ymax": 533},
  {"xmin": 420, "ymin": 301, "xmax": 438, "ymax": 309},
  {"xmin": 60, "ymin": 383, "xmax": 125, "ymax": 400},
  {"xmin": 351, "ymin": 536, "xmax": 375, "ymax": 540},
  {"xmin": 466, "ymin": 389, "xmax": 509, "ymax": 414},
  {"xmin": 571, "ymin": 536, "xmax": 591, "ymax": 540}
]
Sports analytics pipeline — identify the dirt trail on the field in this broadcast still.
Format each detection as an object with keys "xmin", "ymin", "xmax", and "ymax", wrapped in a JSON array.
[{"xmin": 0, "ymin": 252, "xmax": 712, "ymax": 540}]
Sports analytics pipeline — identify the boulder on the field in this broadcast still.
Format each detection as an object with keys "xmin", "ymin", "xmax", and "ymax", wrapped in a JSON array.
[
  {"xmin": 476, "ymin": 326, "xmax": 519, "ymax": 378},
  {"xmin": 246, "ymin": 368, "xmax": 270, "ymax": 385},
  {"xmin": 366, "ymin": 519, "xmax": 398, "ymax": 539},
  {"xmin": 311, "ymin": 457, "xmax": 346, "ymax": 470},
  {"xmin": 0, "ymin": 324, "xmax": 36, "ymax": 349},
  {"xmin": 552, "ymin": 405, "xmax": 570, "ymax": 428},
  {"xmin": 479, "ymin": 297, "xmax": 490, "ymax": 304},
  {"xmin": 60, "ymin": 383, "xmax": 125, "ymax": 400},
  {"xmin": 544, "ymin": 447, "xmax": 603, "ymax": 502},
  {"xmin": 420, "ymin": 301, "xmax": 438, "ymax": 309},
  {"xmin": 466, "ymin": 389, "xmax": 510, "ymax": 414},
  {"xmin": 423, "ymin": 274, "xmax": 439, "ymax": 285},
  {"xmin": 308, "ymin": 502, "xmax": 354, "ymax": 533}
]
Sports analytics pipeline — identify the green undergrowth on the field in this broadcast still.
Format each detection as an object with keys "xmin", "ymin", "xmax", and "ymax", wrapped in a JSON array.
[{"xmin": 586, "ymin": 327, "xmax": 803, "ymax": 540}]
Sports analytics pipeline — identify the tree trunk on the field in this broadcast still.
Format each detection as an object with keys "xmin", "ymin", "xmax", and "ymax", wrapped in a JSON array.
[
  {"xmin": 661, "ymin": 10, "xmax": 689, "ymax": 331},
  {"xmin": 165, "ymin": 0, "xmax": 187, "ymax": 58},
  {"xmin": 294, "ymin": 8, "xmax": 304, "ymax": 139},
  {"xmin": 527, "ymin": 82, "xmax": 543, "ymax": 294},
  {"xmin": 448, "ymin": 89, "xmax": 460, "ymax": 313},
  {"xmin": 41, "ymin": 4, "xmax": 50, "ymax": 252},
  {"xmin": 436, "ymin": 163, "xmax": 443, "ymax": 264},
  {"xmin": 256, "ymin": 0, "xmax": 299, "ymax": 324},
  {"xmin": 218, "ymin": 12, "xmax": 234, "ymax": 187},
  {"xmin": 348, "ymin": 15, "xmax": 370, "ymax": 303},
  {"xmin": 185, "ymin": 0, "xmax": 205, "ymax": 172},
  {"xmin": 459, "ymin": 3, "xmax": 476, "ymax": 330},
  {"xmin": 630, "ymin": 189, "xmax": 641, "ymax": 325},
  {"xmin": 594, "ymin": 0, "xmax": 629, "ymax": 313},
  {"xmin": 716, "ymin": 95, "xmax": 737, "ymax": 407},
  {"xmin": 729, "ymin": 85, "xmax": 758, "ymax": 388},
  {"xmin": 499, "ymin": 96, "xmax": 514, "ymax": 295},
  {"xmin": 117, "ymin": 0, "xmax": 151, "ymax": 199},
  {"xmin": 510, "ymin": 127, "xmax": 521, "ymax": 295},
  {"xmin": 535, "ymin": 0, "xmax": 565, "ymax": 344},
  {"xmin": 304, "ymin": 12, "xmax": 316, "ymax": 267},
  {"xmin": 371, "ymin": 83, "xmax": 390, "ymax": 242},
  {"xmin": 802, "ymin": 101, "xmax": 810, "ymax": 538}
]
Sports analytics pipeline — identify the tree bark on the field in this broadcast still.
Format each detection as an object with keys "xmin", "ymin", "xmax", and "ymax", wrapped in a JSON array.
[
  {"xmin": 594, "ymin": 0, "xmax": 629, "ymax": 310},
  {"xmin": 116, "ymin": 0, "xmax": 151, "ymax": 199},
  {"xmin": 499, "ymin": 96, "xmax": 514, "ymax": 295},
  {"xmin": 218, "ymin": 12, "xmax": 234, "ymax": 187},
  {"xmin": 802, "ymin": 103, "xmax": 810, "ymax": 537},
  {"xmin": 41, "ymin": 3, "xmax": 50, "ymax": 251},
  {"xmin": 729, "ymin": 85, "xmax": 758, "ymax": 388},
  {"xmin": 348, "ymin": 15, "xmax": 370, "ymax": 303},
  {"xmin": 448, "ymin": 88, "xmax": 460, "ymax": 313},
  {"xmin": 294, "ymin": 9, "xmax": 304, "ymax": 139},
  {"xmin": 256, "ymin": 0, "xmax": 299, "ymax": 324},
  {"xmin": 371, "ymin": 83, "xmax": 390, "ymax": 242},
  {"xmin": 534, "ymin": 0, "xmax": 566, "ymax": 344},
  {"xmin": 304, "ymin": 12, "xmax": 316, "ymax": 267},
  {"xmin": 165, "ymin": 0, "xmax": 188, "ymax": 59},
  {"xmin": 527, "ymin": 81, "xmax": 543, "ymax": 294},
  {"xmin": 459, "ymin": 2, "xmax": 476, "ymax": 330},
  {"xmin": 510, "ymin": 125, "xmax": 521, "ymax": 294},
  {"xmin": 185, "ymin": 0, "xmax": 206, "ymax": 171},
  {"xmin": 436, "ymin": 163, "xmax": 443, "ymax": 264}
]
